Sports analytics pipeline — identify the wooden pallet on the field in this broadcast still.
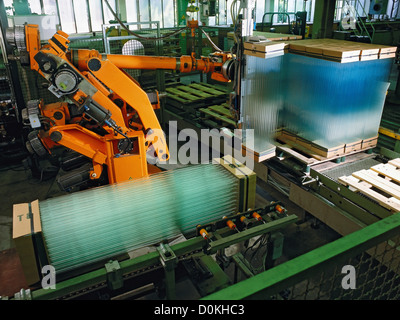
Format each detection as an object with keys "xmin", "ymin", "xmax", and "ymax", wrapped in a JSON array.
[
  {"xmin": 165, "ymin": 83, "xmax": 227, "ymax": 106},
  {"xmin": 338, "ymin": 159, "xmax": 400, "ymax": 212},
  {"xmin": 199, "ymin": 103, "xmax": 237, "ymax": 128},
  {"xmin": 275, "ymin": 130, "xmax": 378, "ymax": 165}
]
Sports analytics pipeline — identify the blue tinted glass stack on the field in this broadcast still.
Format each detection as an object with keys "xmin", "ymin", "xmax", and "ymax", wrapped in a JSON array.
[{"xmin": 241, "ymin": 52, "xmax": 392, "ymax": 152}]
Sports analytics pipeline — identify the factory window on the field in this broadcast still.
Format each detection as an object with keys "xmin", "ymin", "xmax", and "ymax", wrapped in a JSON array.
[
  {"xmin": 150, "ymin": 0, "xmax": 163, "ymax": 27},
  {"xmin": 55, "ymin": 0, "xmax": 91, "ymax": 34},
  {"xmin": 333, "ymin": 0, "xmax": 400, "ymax": 21},
  {"xmin": 3, "ymin": 0, "xmax": 15, "ymax": 15},
  {"xmin": 139, "ymin": 0, "xmax": 150, "ymax": 28},
  {"xmin": 335, "ymin": 0, "xmax": 359, "ymax": 22},
  {"xmin": 89, "ymin": 0, "xmax": 105, "ymax": 32},
  {"xmin": 57, "ymin": 0, "xmax": 76, "ymax": 34},
  {"xmin": 43, "ymin": 0, "xmax": 57, "ymax": 15},
  {"xmin": 389, "ymin": 0, "xmax": 400, "ymax": 18},
  {"xmin": 270, "ymin": 0, "xmax": 315, "ymax": 24},
  {"xmin": 226, "ymin": 0, "xmax": 235, "ymax": 25},
  {"xmin": 218, "ymin": 0, "xmax": 227, "ymax": 25},
  {"xmin": 125, "ymin": 1, "xmax": 139, "ymax": 29},
  {"xmin": 103, "ymin": 0, "xmax": 117, "ymax": 25},
  {"xmin": 27, "ymin": 0, "xmax": 41, "ymax": 14},
  {"xmin": 3, "ymin": 0, "xmax": 311, "ymax": 34},
  {"xmin": 255, "ymin": 0, "xmax": 266, "ymax": 22},
  {"xmin": 4, "ymin": 0, "xmax": 40, "ymax": 15},
  {"xmin": 163, "ymin": 0, "xmax": 176, "ymax": 28},
  {"xmin": 73, "ymin": 0, "xmax": 90, "ymax": 33}
]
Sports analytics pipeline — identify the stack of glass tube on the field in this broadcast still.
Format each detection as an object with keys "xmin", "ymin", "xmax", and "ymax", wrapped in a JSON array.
[
  {"xmin": 39, "ymin": 164, "xmax": 239, "ymax": 273},
  {"xmin": 241, "ymin": 52, "xmax": 392, "ymax": 152},
  {"xmin": 241, "ymin": 54, "xmax": 284, "ymax": 155}
]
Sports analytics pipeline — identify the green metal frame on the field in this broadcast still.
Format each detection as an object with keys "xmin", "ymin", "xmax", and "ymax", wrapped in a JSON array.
[
  {"xmin": 309, "ymin": 168, "xmax": 392, "ymax": 225},
  {"xmin": 27, "ymin": 206, "xmax": 296, "ymax": 300},
  {"xmin": 30, "ymin": 236, "xmax": 204, "ymax": 300},
  {"xmin": 202, "ymin": 212, "xmax": 400, "ymax": 300},
  {"xmin": 206, "ymin": 216, "xmax": 295, "ymax": 254}
]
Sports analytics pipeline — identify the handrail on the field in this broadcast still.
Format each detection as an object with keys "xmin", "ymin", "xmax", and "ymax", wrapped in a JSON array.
[
  {"xmin": 261, "ymin": 11, "xmax": 296, "ymax": 33},
  {"xmin": 342, "ymin": 0, "xmax": 375, "ymax": 42},
  {"xmin": 355, "ymin": 0, "xmax": 375, "ymax": 41}
]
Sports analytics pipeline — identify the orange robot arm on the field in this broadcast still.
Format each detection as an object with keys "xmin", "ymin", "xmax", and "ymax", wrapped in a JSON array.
[
  {"xmin": 72, "ymin": 49, "xmax": 234, "ymax": 82},
  {"xmin": 9, "ymin": 23, "xmax": 233, "ymax": 185}
]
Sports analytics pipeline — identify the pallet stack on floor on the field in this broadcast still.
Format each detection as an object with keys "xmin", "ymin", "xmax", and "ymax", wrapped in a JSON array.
[
  {"xmin": 165, "ymin": 82, "xmax": 235, "ymax": 129},
  {"xmin": 199, "ymin": 103, "xmax": 237, "ymax": 129}
]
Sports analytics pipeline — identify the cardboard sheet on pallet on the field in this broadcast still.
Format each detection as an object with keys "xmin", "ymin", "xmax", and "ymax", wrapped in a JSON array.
[
  {"xmin": 244, "ymin": 40, "xmax": 287, "ymax": 59},
  {"xmin": 286, "ymin": 39, "xmax": 396, "ymax": 63},
  {"xmin": 242, "ymin": 143, "xmax": 277, "ymax": 163}
]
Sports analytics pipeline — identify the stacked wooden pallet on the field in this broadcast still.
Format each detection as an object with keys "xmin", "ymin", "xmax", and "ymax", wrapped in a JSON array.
[
  {"xmin": 165, "ymin": 83, "xmax": 227, "ymax": 108},
  {"xmin": 338, "ymin": 159, "xmax": 400, "ymax": 212},
  {"xmin": 286, "ymin": 39, "xmax": 396, "ymax": 63},
  {"xmin": 275, "ymin": 129, "xmax": 378, "ymax": 163},
  {"xmin": 199, "ymin": 103, "xmax": 237, "ymax": 128}
]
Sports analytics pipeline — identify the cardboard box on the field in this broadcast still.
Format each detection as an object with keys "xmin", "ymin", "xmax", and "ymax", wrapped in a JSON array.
[{"xmin": 13, "ymin": 200, "xmax": 48, "ymax": 286}]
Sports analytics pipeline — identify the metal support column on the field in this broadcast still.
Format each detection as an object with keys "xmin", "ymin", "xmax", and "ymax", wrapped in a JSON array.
[{"xmin": 312, "ymin": 0, "xmax": 336, "ymax": 39}]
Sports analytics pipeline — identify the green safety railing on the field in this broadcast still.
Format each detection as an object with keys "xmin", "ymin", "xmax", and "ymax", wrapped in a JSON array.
[
  {"xmin": 354, "ymin": 0, "xmax": 375, "ymax": 42},
  {"xmin": 203, "ymin": 212, "xmax": 400, "ymax": 300}
]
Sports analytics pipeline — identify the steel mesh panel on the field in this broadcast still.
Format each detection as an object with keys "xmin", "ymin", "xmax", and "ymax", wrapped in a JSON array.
[
  {"xmin": 286, "ymin": 236, "xmax": 400, "ymax": 300},
  {"xmin": 104, "ymin": 23, "xmax": 163, "ymax": 90},
  {"xmin": 321, "ymin": 157, "xmax": 382, "ymax": 182},
  {"xmin": 69, "ymin": 37, "xmax": 105, "ymax": 52}
]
